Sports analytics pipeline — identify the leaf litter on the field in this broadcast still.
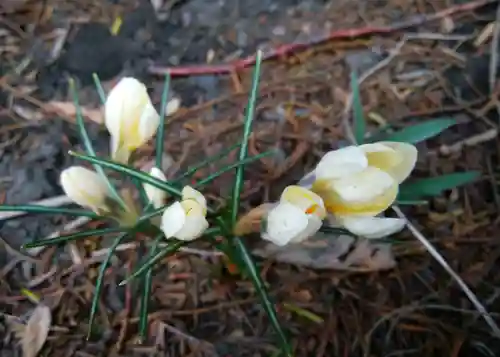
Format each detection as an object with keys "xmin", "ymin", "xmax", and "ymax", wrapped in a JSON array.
[{"xmin": 10, "ymin": 304, "xmax": 51, "ymax": 357}]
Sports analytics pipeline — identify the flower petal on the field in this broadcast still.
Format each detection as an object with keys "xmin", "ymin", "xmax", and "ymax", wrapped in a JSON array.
[
  {"xmin": 60, "ymin": 166, "xmax": 110, "ymax": 212},
  {"xmin": 262, "ymin": 202, "xmax": 309, "ymax": 246},
  {"xmin": 181, "ymin": 186, "xmax": 207, "ymax": 214},
  {"xmin": 138, "ymin": 99, "xmax": 160, "ymax": 146},
  {"xmin": 314, "ymin": 145, "xmax": 368, "ymax": 180},
  {"xmin": 173, "ymin": 200, "xmax": 209, "ymax": 241},
  {"xmin": 338, "ymin": 216, "xmax": 406, "ymax": 239},
  {"xmin": 378, "ymin": 141, "xmax": 417, "ymax": 183},
  {"xmin": 289, "ymin": 215, "xmax": 322, "ymax": 244},
  {"xmin": 280, "ymin": 185, "xmax": 326, "ymax": 219},
  {"xmin": 312, "ymin": 166, "xmax": 398, "ymax": 216},
  {"xmin": 161, "ymin": 201, "xmax": 186, "ymax": 238},
  {"xmin": 143, "ymin": 167, "xmax": 167, "ymax": 208}
]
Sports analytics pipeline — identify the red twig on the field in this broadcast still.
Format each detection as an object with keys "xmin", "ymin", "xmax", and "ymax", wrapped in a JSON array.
[{"xmin": 148, "ymin": 0, "xmax": 496, "ymax": 77}]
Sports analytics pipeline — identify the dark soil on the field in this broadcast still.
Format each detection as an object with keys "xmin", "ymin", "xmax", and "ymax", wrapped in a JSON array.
[{"xmin": 1, "ymin": 0, "xmax": 500, "ymax": 356}]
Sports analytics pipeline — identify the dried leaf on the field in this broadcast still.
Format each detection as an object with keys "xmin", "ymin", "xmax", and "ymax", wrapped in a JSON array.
[
  {"xmin": 233, "ymin": 203, "xmax": 274, "ymax": 236},
  {"xmin": 19, "ymin": 304, "xmax": 51, "ymax": 357},
  {"xmin": 253, "ymin": 231, "xmax": 396, "ymax": 271},
  {"xmin": 43, "ymin": 101, "xmax": 103, "ymax": 124}
]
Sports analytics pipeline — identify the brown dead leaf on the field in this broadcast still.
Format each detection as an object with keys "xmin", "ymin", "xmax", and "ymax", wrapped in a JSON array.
[
  {"xmin": 253, "ymin": 231, "xmax": 396, "ymax": 271},
  {"xmin": 13, "ymin": 304, "xmax": 52, "ymax": 357},
  {"xmin": 233, "ymin": 203, "xmax": 274, "ymax": 236},
  {"xmin": 43, "ymin": 101, "xmax": 103, "ymax": 124}
]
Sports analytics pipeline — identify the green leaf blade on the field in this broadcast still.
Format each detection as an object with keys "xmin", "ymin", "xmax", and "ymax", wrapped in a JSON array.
[
  {"xmin": 156, "ymin": 73, "xmax": 171, "ymax": 168},
  {"xmin": 399, "ymin": 171, "xmax": 481, "ymax": 200},
  {"xmin": 379, "ymin": 118, "xmax": 456, "ymax": 144},
  {"xmin": 351, "ymin": 71, "xmax": 365, "ymax": 144},
  {"xmin": 23, "ymin": 227, "xmax": 123, "ymax": 249}
]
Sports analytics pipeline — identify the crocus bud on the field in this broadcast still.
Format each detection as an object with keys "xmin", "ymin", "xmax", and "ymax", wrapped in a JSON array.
[
  {"xmin": 262, "ymin": 186, "xmax": 326, "ymax": 246},
  {"xmin": 104, "ymin": 77, "xmax": 160, "ymax": 163},
  {"xmin": 160, "ymin": 186, "xmax": 209, "ymax": 241},
  {"xmin": 60, "ymin": 166, "xmax": 110, "ymax": 213},
  {"xmin": 336, "ymin": 215, "xmax": 406, "ymax": 239},
  {"xmin": 143, "ymin": 167, "xmax": 167, "ymax": 208}
]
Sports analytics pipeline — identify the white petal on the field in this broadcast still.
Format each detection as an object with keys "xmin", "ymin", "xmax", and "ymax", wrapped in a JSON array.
[
  {"xmin": 143, "ymin": 167, "xmax": 167, "ymax": 208},
  {"xmin": 181, "ymin": 186, "xmax": 207, "ymax": 214},
  {"xmin": 378, "ymin": 141, "xmax": 418, "ymax": 183},
  {"xmin": 280, "ymin": 185, "xmax": 326, "ymax": 219},
  {"xmin": 289, "ymin": 215, "xmax": 322, "ymax": 244},
  {"xmin": 104, "ymin": 77, "xmax": 145, "ymax": 138},
  {"xmin": 138, "ymin": 99, "xmax": 160, "ymax": 143},
  {"xmin": 339, "ymin": 216, "xmax": 406, "ymax": 239},
  {"xmin": 173, "ymin": 200, "xmax": 209, "ymax": 241},
  {"xmin": 60, "ymin": 166, "xmax": 109, "ymax": 211},
  {"xmin": 315, "ymin": 146, "xmax": 368, "ymax": 180},
  {"xmin": 332, "ymin": 166, "xmax": 396, "ymax": 204},
  {"xmin": 262, "ymin": 202, "xmax": 309, "ymax": 246},
  {"xmin": 166, "ymin": 97, "xmax": 181, "ymax": 116},
  {"xmin": 160, "ymin": 201, "xmax": 186, "ymax": 238}
]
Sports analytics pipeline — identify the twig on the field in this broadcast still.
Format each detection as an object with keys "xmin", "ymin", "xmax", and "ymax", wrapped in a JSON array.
[
  {"xmin": 341, "ymin": 38, "xmax": 500, "ymax": 337},
  {"xmin": 0, "ymin": 195, "xmax": 73, "ymax": 221},
  {"xmin": 489, "ymin": 2, "xmax": 500, "ymax": 94},
  {"xmin": 148, "ymin": 0, "xmax": 497, "ymax": 77},
  {"xmin": 392, "ymin": 207, "xmax": 500, "ymax": 337},
  {"xmin": 434, "ymin": 128, "xmax": 498, "ymax": 155}
]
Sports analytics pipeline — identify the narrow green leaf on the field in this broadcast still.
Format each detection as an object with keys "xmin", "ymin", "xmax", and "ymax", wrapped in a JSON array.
[
  {"xmin": 138, "ymin": 234, "xmax": 163, "ymax": 341},
  {"xmin": 156, "ymin": 73, "xmax": 171, "ymax": 168},
  {"xmin": 23, "ymin": 227, "xmax": 123, "ymax": 249},
  {"xmin": 195, "ymin": 150, "xmax": 274, "ymax": 188},
  {"xmin": 228, "ymin": 51, "xmax": 292, "ymax": 356},
  {"xmin": 380, "ymin": 118, "xmax": 456, "ymax": 144},
  {"xmin": 351, "ymin": 71, "xmax": 365, "ymax": 144},
  {"xmin": 233, "ymin": 237, "xmax": 292, "ymax": 357},
  {"xmin": 319, "ymin": 226, "xmax": 355, "ymax": 237},
  {"xmin": 92, "ymin": 73, "xmax": 107, "ymax": 105},
  {"xmin": 87, "ymin": 231, "xmax": 129, "ymax": 339},
  {"xmin": 0, "ymin": 205, "xmax": 99, "ymax": 218},
  {"xmin": 399, "ymin": 171, "xmax": 481, "ymax": 200},
  {"xmin": 231, "ymin": 50, "xmax": 263, "ymax": 223},
  {"xmin": 68, "ymin": 78, "xmax": 126, "ymax": 209},
  {"xmin": 69, "ymin": 151, "xmax": 183, "ymax": 198},
  {"xmin": 175, "ymin": 142, "xmax": 242, "ymax": 181},
  {"xmin": 118, "ymin": 240, "xmax": 185, "ymax": 286}
]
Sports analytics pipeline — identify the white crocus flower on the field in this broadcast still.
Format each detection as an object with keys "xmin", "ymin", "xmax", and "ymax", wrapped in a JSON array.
[
  {"xmin": 143, "ymin": 167, "xmax": 168, "ymax": 208},
  {"xmin": 263, "ymin": 185, "xmax": 326, "ymax": 246},
  {"xmin": 311, "ymin": 142, "xmax": 417, "ymax": 238},
  {"xmin": 60, "ymin": 166, "xmax": 110, "ymax": 213},
  {"xmin": 105, "ymin": 77, "xmax": 160, "ymax": 163},
  {"xmin": 160, "ymin": 186, "xmax": 208, "ymax": 241}
]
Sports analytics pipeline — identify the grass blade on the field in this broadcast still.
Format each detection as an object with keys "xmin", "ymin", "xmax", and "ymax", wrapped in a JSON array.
[
  {"xmin": 351, "ymin": 71, "xmax": 366, "ymax": 144},
  {"xmin": 229, "ymin": 51, "xmax": 292, "ymax": 356},
  {"xmin": 138, "ymin": 234, "xmax": 163, "ymax": 341},
  {"xmin": 0, "ymin": 205, "xmax": 98, "ymax": 218},
  {"xmin": 156, "ymin": 73, "xmax": 171, "ymax": 168},
  {"xmin": 92, "ymin": 73, "xmax": 107, "ymax": 105},
  {"xmin": 118, "ymin": 240, "xmax": 185, "ymax": 286},
  {"xmin": 23, "ymin": 227, "xmax": 123, "ymax": 249},
  {"xmin": 233, "ymin": 237, "xmax": 292, "ymax": 356},
  {"xmin": 175, "ymin": 142, "xmax": 242, "ymax": 181},
  {"xmin": 69, "ymin": 151, "xmax": 183, "ymax": 198},
  {"xmin": 87, "ymin": 231, "xmax": 129, "ymax": 339},
  {"xmin": 195, "ymin": 150, "xmax": 274, "ymax": 188},
  {"xmin": 380, "ymin": 118, "xmax": 456, "ymax": 144},
  {"xmin": 68, "ymin": 78, "xmax": 126, "ymax": 209}
]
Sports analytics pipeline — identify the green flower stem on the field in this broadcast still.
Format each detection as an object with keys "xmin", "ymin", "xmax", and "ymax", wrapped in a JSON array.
[
  {"xmin": 156, "ymin": 73, "xmax": 171, "ymax": 168},
  {"xmin": 92, "ymin": 73, "xmax": 107, "ymax": 104}
]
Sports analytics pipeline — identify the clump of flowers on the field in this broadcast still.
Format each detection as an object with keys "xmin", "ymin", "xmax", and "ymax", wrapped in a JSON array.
[{"xmin": 1, "ymin": 55, "xmax": 487, "ymax": 353}]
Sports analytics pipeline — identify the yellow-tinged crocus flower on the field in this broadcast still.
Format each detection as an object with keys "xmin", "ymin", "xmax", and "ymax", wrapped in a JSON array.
[
  {"xmin": 262, "ymin": 185, "xmax": 326, "ymax": 246},
  {"xmin": 143, "ymin": 167, "xmax": 168, "ymax": 208},
  {"xmin": 311, "ymin": 142, "xmax": 417, "ymax": 239},
  {"xmin": 105, "ymin": 77, "xmax": 160, "ymax": 163},
  {"xmin": 160, "ymin": 186, "xmax": 208, "ymax": 241},
  {"xmin": 60, "ymin": 166, "xmax": 110, "ymax": 213}
]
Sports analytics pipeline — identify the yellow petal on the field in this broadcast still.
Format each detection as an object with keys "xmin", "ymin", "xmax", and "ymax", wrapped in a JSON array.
[
  {"xmin": 360, "ymin": 142, "xmax": 417, "ymax": 183},
  {"xmin": 312, "ymin": 167, "xmax": 398, "ymax": 216},
  {"xmin": 280, "ymin": 185, "xmax": 326, "ymax": 219},
  {"xmin": 181, "ymin": 186, "xmax": 207, "ymax": 215}
]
